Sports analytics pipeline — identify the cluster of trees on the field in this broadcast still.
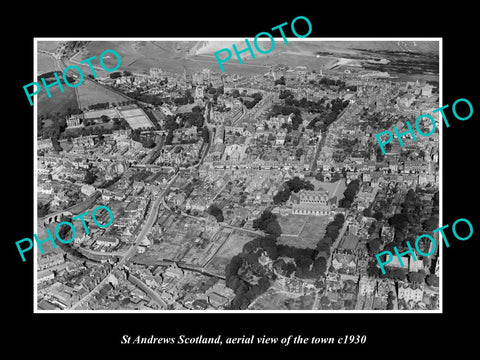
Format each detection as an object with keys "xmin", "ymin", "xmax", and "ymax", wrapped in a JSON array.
[
  {"xmin": 206, "ymin": 85, "xmax": 224, "ymax": 96},
  {"xmin": 307, "ymin": 98, "xmax": 350, "ymax": 132},
  {"xmin": 241, "ymin": 92, "xmax": 262, "ymax": 109},
  {"xmin": 367, "ymin": 261, "xmax": 407, "ymax": 280},
  {"xmin": 274, "ymin": 76, "xmax": 286, "ymax": 85},
  {"xmin": 273, "ymin": 176, "xmax": 314, "ymax": 204},
  {"xmin": 387, "ymin": 189, "xmax": 430, "ymax": 250},
  {"xmin": 88, "ymin": 102, "xmax": 110, "ymax": 111},
  {"xmin": 339, "ymin": 179, "xmax": 361, "ymax": 208},
  {"xmin": 252, "ymin": 210, "xmax": 281, "ymax": 236},
  {"xmin": 84, "ymin": 170, "xmax": 97, "ymax": 185},
  {"xmin": 284, "ymin": 97, "xmax": 327, "ymax": 113},
  {"xmin": 279, "ymin": 90, "xmax": 292, "ymax": 99},
  {"xmin": 38, "ymin": 203, "xmax": 51, "ymax": 217},
  {"xmin": 40, "ymin": 117, "xmax": 68, "ymax": 140},
  {"xmin": 225, "ymin": 254, "xmax": 272, "ymax": 309},
  {"xmin": 207, "ymin": 204, "xmax": 224, "ymax": 222},
  {"xmin": 201, "ymin": 126, "xmax": 210, "ymax": 143},
  {"xmin": 269, "ymin": 104, "xmax": 301, "ymax": 117},
  {"xmin": 386, "ymin": 290, "xmax": 396, "ymax": 310},
  {"xmin": 366, "ymin": 237, "xmax": 383, "ymax": 257},
  {"xmin": 426, "ymin": 273, "xmax": 439, "ymax": 287},
  {"xmin": 164, "ymin": 111, "xmax": 204, "ymax": 131},
  {"xmin": 136, "ymin": 94, "xmax": 164, "ymax": 105},
  {"xmin": 180, "ymin": 108, "xmax": 204, "ymax": 128},
  {"xmin": 408, "ymin": 270, "xmax": 426, "ymax": 284},
  {"xmin": 109, "ymin": 71, "xmax": 122, "ymax": 79},
  {"xmin": 38, "ymin": 71, "xmax": 76, "ymax": 85},
  {"xmin": 225, "ymin": 212, "xmax": 347, "ymax": 307},
  {"xmin": 131, "ymin": 129, "xmax": 157, "ymax": 148},
  {"xmin": 314, "ymin": 213, "xmax": 345, "ymax": 259},
  {"xmin": 317, "ymin": 77, "xmax": 357, "ymax": 92}
]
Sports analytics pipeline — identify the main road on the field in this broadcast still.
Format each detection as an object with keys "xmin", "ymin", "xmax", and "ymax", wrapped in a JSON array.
[{"xmin": 69, "ymin": 172, "xmax": 179, "ymax": 309}]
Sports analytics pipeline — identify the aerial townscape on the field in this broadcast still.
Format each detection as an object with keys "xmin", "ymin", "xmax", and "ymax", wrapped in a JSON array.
[{"xmin": 36, "ymin": 40, "xmax": 440, "ymax": 311}]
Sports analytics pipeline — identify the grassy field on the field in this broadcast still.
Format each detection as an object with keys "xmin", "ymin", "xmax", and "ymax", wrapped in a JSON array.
[
  {"xmin": 37, "ymin": 53, "xmax": 58, "ymax": 73},
  {"xmin": 37, "ymin": 41, "xmax": 61, "ymax": 52},
  {"xmin": 37, "ymin": 85, "xmax": 78, "ymax": 117},
  {"xmin": 76, "ymin": 79, "xmax": 130, "ymax": 110},
  {"xmin": 277, "ymin": 215, "xmax": 328, "ymax": 249},
  {"xmin": 75, "ymin": 40, "xmax": 336, "ymax": 77},
  {"xmin": 277, "ymin": 214, "xmax": 307, "ymax": 235}
]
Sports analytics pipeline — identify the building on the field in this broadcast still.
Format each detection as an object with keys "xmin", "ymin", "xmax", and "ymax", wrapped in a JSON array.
[
  {"xmin": 66, "ymin": 114, "xmax": 83, "ymax": 128},
  {"xmin": 291, "ymin": 190, "xmax": 331, "ymax": 216},
  {"xmin": 397, "ymin": 281, "xmax": 424, "ymax": 303},
  {"xmin": 38, "ymin": 139, "xmax": 54, "ymax": 151},
  {"xmin": 38, "ymin": 270, "xmax": 55, "ymax": 283},
  {"xmin": 397, "ymin": 94, "xmax": 415, "ymax": 108},
  {"xmin": 150, "ymin": 67, "xmax": 164, "ymax": 78},
  {"xmin": 96, "ymin": 237, "xmax": 119, "ymax": 248},
  {"xmin": 331, "ymin": 253, "xmax": 356, "ymax": 274},
  {"xmin": 38, "ymin": 252, "xmax": 65, "ymax": 271},
  {"xmin": 214, "ymin": 126, "xmax": 225, "ymax": 144},
  {"xmin": 358, "ymin": 276, "xmax": 376, "ymax": 296},
  {"xmin": 81, "ymin": 184, "xmax": 96, "ymax": 196},
  {"xmin": 195, "ymin": 85, "xmax": 205, "ymax": 100}
]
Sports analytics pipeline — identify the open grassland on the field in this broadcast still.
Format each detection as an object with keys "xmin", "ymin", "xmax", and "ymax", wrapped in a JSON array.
[
  {"xmin": 277, "ymin": 215, "xmax": 328, "ymax": 249},
  {"xmin": 37, "ymin": 41, "xmax": 61, "ymax": 52},
  {"xmin": 37, "ymin": 85, "xmax": 78, "ymax": 117},
  {"xmin": 76, "ymin": 79, "xmax": 130, "ymax": 110},
  {"xmin": 37, "ymin": 53, "xmax": 58, "ymax": 73}
]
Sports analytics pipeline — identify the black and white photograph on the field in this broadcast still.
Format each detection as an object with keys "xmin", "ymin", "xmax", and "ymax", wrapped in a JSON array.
[
  {"xmin": 33, "ymin": 38, "xmax": 441, "ymax": 313},
  {"xmin": 5, "ymin": 5, "xmax": 478, "ymax": 356}
]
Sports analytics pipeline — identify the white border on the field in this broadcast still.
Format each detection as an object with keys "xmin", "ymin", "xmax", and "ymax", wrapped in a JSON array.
[{"xmin": 33, "ymin": 37, "xmax": 442, "ymax": 314}]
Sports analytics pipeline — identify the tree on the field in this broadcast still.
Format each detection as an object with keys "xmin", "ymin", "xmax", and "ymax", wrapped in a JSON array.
[
  {"xmin": 274, "ymin": 76, "xmax": 286, "ymax": 85},
  {"xmin": 165, "ymin": 131, "xmax": 174, "ymax": 145},
  {"xmin": 388, "ymin": 213, "xmax": 409, "ymax": 231},
  {"xmin": 426, "ymin": 274, "xmax": 439, "ymax": 287},
  {"xmin": 339, "ymin": 179, "xmax": 361, "ymax": 208},
  {"xmin": 367, "ymin": 238, "xmax": 382, "ymax": 257},
  {"xmin": 423, "ymin": 216, "xmax": 439, "ymax": 232},
  {"xmin": 207, "ymin": 204, "xmax": 224, "ymax": 222},
  {"xmin": 367, "ymin": 261, "xmax": 380, "ymax": 277},
  {"xmin": 373, "ymin": 211, "xmax": 384, "ymax": 221},
  {"xmin": 252, "ymin": 210, "xmax": 281, "ymax": 236},
  {"xmin": 408, "ymin": 271, "xmax": 426, "ymax": 284},
  {"xmin": 315, "ymin": 171, "xmax": 324, "ymax": 181},
  {"xmin": 202, "ymin": 126, "xmax": 210, "ymax": 143},
  {"xmin": 331, "ymin": 172, "xmax": 341, "ymax": 182},
  {"xmin": 363, "ymin": 206, "xmax": 373, "ymax": 218},
  {"xmin": 84, "ymin": 170, "xmax": 96, "ymax": 185}
]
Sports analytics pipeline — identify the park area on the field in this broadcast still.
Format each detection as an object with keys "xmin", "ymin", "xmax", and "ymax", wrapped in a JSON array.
[{"xmin": 276, "ymin": 214, "xmax": 329, "ymax": 249}]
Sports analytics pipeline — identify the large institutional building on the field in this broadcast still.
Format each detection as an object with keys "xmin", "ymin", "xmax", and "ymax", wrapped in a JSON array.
[{"xmin": 290, "ymin": 190, "xmax": 331, "ymax": 216}]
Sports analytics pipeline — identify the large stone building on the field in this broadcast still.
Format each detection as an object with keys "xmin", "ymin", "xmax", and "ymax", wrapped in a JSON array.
[{"xmin": 290, "ymin": 190, "xmax": 331, "ymax": 216}]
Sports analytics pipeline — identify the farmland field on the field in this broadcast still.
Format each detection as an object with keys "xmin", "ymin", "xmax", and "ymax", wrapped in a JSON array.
[
  {"xmin": 37, "ymin": 53, "xmax": 58, "ymax": 73},
  {"xmin": 37, "ymin": 85, "xmax": 78, "ymax": 117},
  {"xmin": 76, "ymin": 79, "xmax": 130, "ymax": 110},
  {"xmin": 37, "ymin": 41, "xmax": 61, "ymax": 52}
]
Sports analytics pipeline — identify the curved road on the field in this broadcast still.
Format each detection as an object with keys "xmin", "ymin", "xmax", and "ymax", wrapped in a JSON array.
[{"xmin": 69, "ymin": 173, "xmax": 179, "ymax": 309}]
